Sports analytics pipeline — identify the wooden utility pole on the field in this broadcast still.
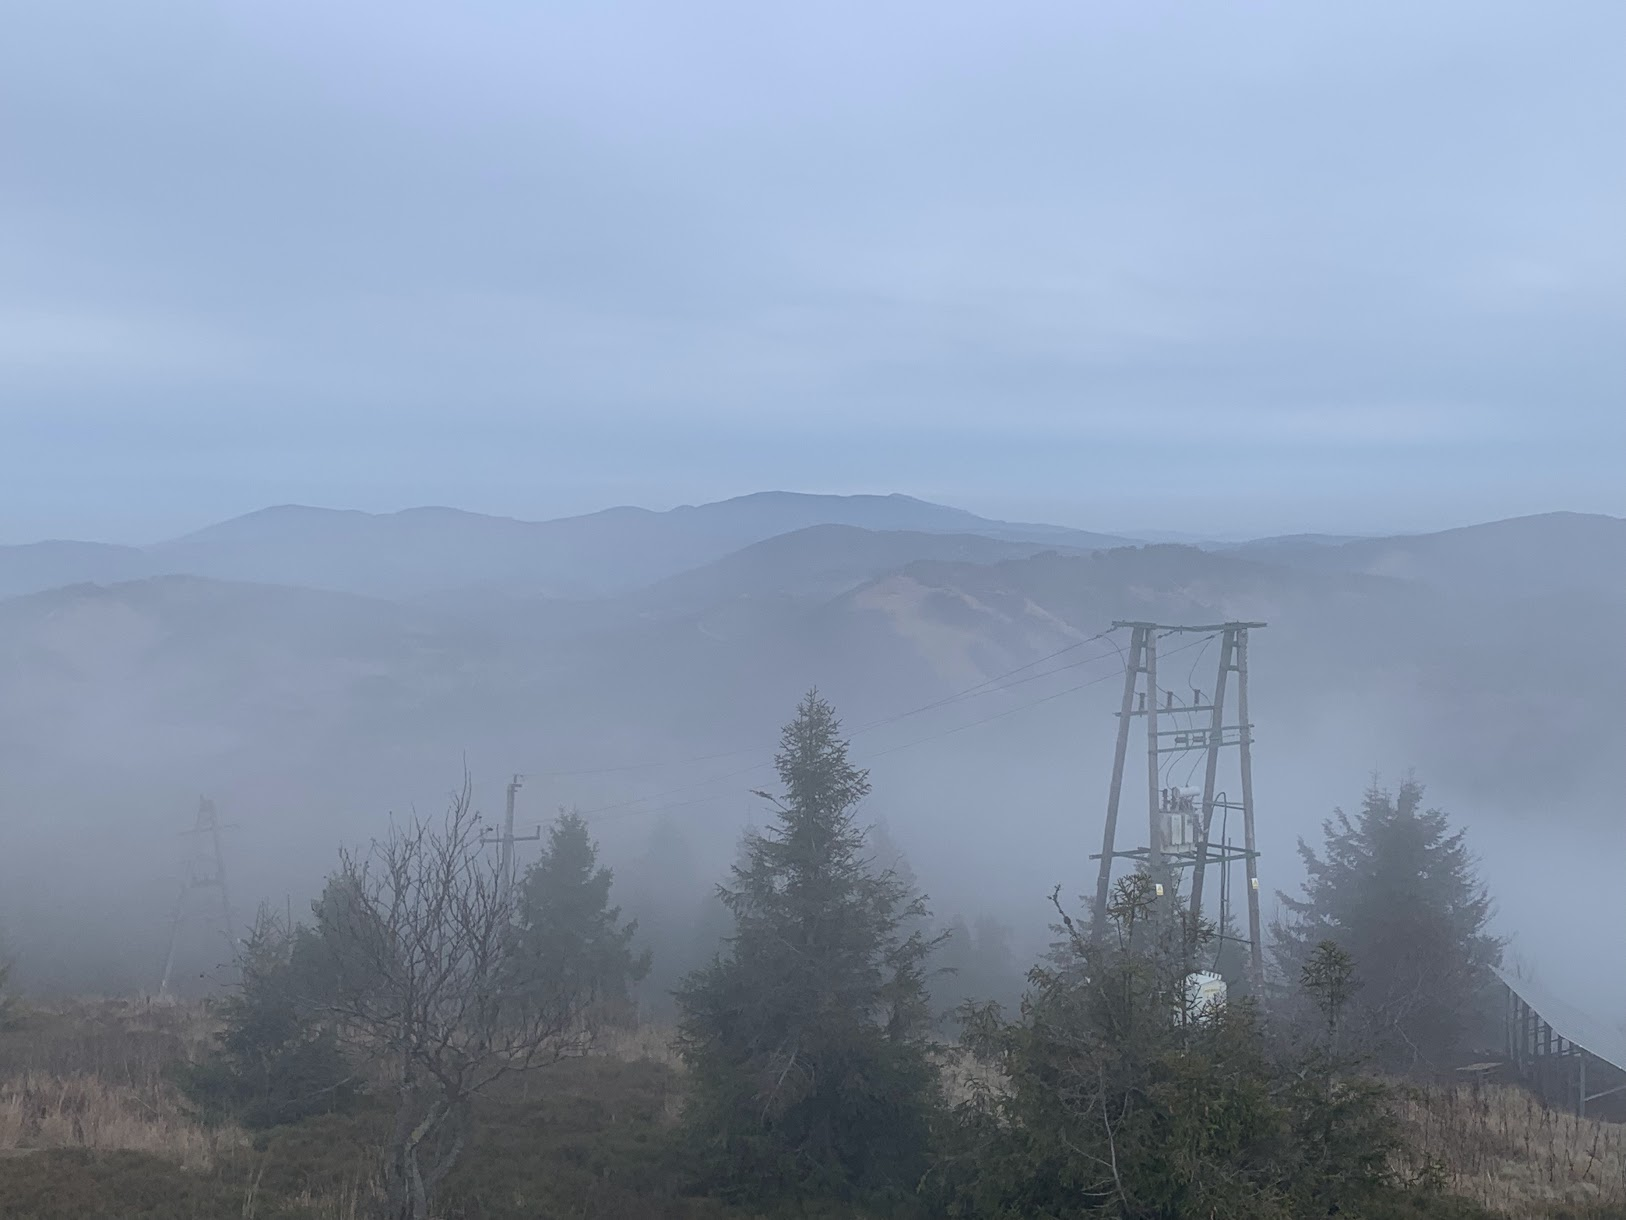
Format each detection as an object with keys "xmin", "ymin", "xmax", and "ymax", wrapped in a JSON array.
[
  {"xmin": 1093, "ymin": 626, "xmax": 1148, "ymax": 941},
  {"xmin": 480, "ymin": 774, "xmax": 541, "ymax": 903},
  {"xmin": 1144, "ymin": 630, "xmax": 1162, "ymax": 883},
  {"xmin": 1090, "ymin": 622, "xmax": 1266, "ymax": 982},
  {"xmin": 1187, "ymin": 630, "xmax": 1235, "ymax": 922},
  {"xmin": 1236, "ymin": 628, "xmax": 1264, "ymax": 979}
]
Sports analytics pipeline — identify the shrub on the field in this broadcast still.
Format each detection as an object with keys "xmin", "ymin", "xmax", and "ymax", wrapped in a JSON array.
[
  {"xmin": 939, "ymin": 879, "xmax": 1411, "ymax": 1218},
  {"xmin": 176, "ymin": 907, "xmax": 355, "ymax": 1129}
]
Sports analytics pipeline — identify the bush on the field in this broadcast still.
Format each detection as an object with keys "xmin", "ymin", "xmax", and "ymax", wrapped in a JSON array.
[
  {"xmin": 176, "ymin": 907, "xmax": 355, "ymax": 1129},
  {"xmin": 938, "ymin": 877, "xmax": 1413, "ymax": 1218}
]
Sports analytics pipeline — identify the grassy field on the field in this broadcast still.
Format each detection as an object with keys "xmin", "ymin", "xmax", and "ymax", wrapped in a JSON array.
[
  {"xmin": 1, "ymin": 999, "xmax": 1623, "ymax": 1219},
  {"xmin": 1398, "ymin": 1082, "xmax": 1626, "ymax": 1218},
  {"xmin": 0, "ymin": 999, "xmax": 730, "ymax": 1220}
]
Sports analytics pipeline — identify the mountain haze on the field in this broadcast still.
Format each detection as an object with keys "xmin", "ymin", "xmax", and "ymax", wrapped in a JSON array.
[
  {"xmin": 0, "ymin": 492, "xmax": 1133, "ymax": 602},
  {"xmin": 1261, "ymin": 512, "xmax": 1626, "ymax": 598},
  {"xmin": 0, "ymin": 495, "xmax": 1620, "ymax": 1015}
]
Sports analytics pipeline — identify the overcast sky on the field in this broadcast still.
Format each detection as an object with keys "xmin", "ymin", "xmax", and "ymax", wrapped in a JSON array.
[{"xmin": 3, "ymin": 1, "xmax": 1622, "ymax": 542}]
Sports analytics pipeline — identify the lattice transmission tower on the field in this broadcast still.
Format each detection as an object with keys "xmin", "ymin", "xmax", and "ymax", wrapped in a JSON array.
[
  {"xmin": 157, "ymin": 796, "xmax": 237, "ymax": 998},
  {"xmin": 1089, "ymin": 621, "xmax": 1266, "ymax": 980}
]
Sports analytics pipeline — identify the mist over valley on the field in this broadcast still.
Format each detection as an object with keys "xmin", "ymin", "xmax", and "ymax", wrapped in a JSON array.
[{"xmin": 3, "ymin": 492, "xmax": 1619, "ymax": 1024}]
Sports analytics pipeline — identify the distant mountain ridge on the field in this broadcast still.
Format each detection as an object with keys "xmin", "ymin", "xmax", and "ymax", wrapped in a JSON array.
[
  {"xmin": 1279, "ymin": 511, "xmax": 1626, "ymax": 598},
  {"xmin": 1, "ymin": 494, "xmax": 1621, "ymax": 608},
  {"xmin": 634, "ymin": 524, "xmax": 1099, "ymax": 613},
  {"xmin": 0, "ymin": 492, "xmax": 1135, "ymax": 601},
  {"xmin": 7, "ymin": 511, "xmax": 1617, "ymax": 819},
  {"xmin": 3, "ymin": 497, "xmax": 1624, "ymax": 1014},
  {"xmin": 0, "ymin": 540, "xmax": 151, "ymax": 599}
]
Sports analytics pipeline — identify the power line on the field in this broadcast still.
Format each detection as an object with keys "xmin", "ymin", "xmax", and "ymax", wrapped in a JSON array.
[
  {"xmin": 864, "ymin": 631, "xmax": 1212, "ymax": 761},
  {"xmin": 1184, "ymin": 635, "xmax": 1216, "ymax": 693},
  {"xmin": 848, "ymin": 629, "xmax": 1118, "ymax": 733},
  {"xmin": 575, "ymin": 758, "xmax": 777, "ymax": 819},
  {"xmin": 859, "ymin": 659, "xmax": 1131, "ymax": 761},
  {"xmin": 573, "ymin": 634, "xmax": 1126, "ymax": 818},
  {"xmin": 535, "ymin": 744, "xmax": 764, "ymax": 779},
  {"xmin": 578, "ymin": 631, "xmax": 1218, "ymax": 826},
  {"xmin": 582, "ymin": 787, "xmax": 743, "ymax": 827},
  {"xmin": 1152, "ymin": 639, "xmax": 1221, "ymax": 787},
  {"xmin": 538, "ymin": 629, "xmax": 1119, "ymax": 780}
]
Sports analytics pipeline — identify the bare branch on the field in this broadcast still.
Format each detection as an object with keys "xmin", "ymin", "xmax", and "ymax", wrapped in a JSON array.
[{"xmin": 306, "ymin": 779, "xmax": 593, "ymax": 1220}]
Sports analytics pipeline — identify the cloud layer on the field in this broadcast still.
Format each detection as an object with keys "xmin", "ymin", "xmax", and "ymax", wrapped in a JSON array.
[{"xmin": 3, "ymin": 1, "xmax": 1622, "ymax": 541}]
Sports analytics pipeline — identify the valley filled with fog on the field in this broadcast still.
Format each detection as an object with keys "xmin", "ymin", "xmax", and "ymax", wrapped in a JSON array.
[{"xmin": 2, "ymin": 491, "xmax": 1620, "ymax": 1024}]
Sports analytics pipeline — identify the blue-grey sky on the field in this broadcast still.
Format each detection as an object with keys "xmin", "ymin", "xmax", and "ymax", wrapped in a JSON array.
[{"xmin": 3, "ymin": 1, "xmax": 1622, "ymax": 543}]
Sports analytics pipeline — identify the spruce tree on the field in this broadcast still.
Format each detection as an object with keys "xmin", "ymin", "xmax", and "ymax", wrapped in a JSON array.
[
  {"xmin": 1272, "ymin": 778, "xmax": 1503, "ymax": 1073},
  {"xmin": 513, "ymin": 810, "xmax": 649, "ymax": 1019},
  {"xmin": 943, "ymin": 880, "xmax": 1406, "ymax": 1219},
  {"xmin": 675, "ymin": 690, "xmax": 941, "ymax": 1205},
  {"xmin": 178, "ymin": 906, "xmax": 356, "ymax": 1129}
]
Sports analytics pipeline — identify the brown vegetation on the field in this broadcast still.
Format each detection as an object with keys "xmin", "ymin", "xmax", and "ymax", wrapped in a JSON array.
[
  {"xmin": 1398, "ymin": 1082, "xmax": 1626, "ymax": 1217},
  {"xmin": 0, "ymin": 1003, "xmax": 730, "ymax": 1220},
  {"xmin": 4, "ymin": 1001, "xmax": 1625, "ymax": 1219},
  {"xmin": 0, "ymin": 1071, "xmax": 240, "ymax": 1170},
  {"xmin": 0, "ymin": 999, "xmax": 243, "ymax": 1170}
]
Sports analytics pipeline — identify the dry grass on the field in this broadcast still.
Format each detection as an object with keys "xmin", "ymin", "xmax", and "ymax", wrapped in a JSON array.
[
  {"xmin": 0, "ymin": 1007, "xmax": 725, "ymax": 1219},
  {"xmin": 923, "ymin": 1039, "xmax": 1626, "ymax": 1218},
  {"xmin": 596, "ymin": 1027, "xmax": 1626, "ymax": 1217},
  {"xmin": 596, "ymin": 1021, "xmax": 684, "ymax": 1071},
  {"xmin": 588, "ymin": 1023, "xmax": 688, "ymax": 1127},
  {"xmin": 596, "ymin": 1025, "xmax": 1013, "ymax": 1124},
  {"xmin": 1398, "ymin": 1082, "xmax": 1626, "ymax": 1216},
  {"xmin": 262, "ymin": 1171, "xmax": 380, "ymax": 1220},
  {"xmin": 8, "ymin": 1000, "xmax": 1624, "ymax": 1219},
  {"xmin": 0, "ymin": 1070, "xmax": 242, "ymax": 1170},
  {"xmin": 0, "ymin": 996, "xmax": 218, "ymax": 1082},
  {"xmin": 0, "ymin": 997, "xmax": 243, "ymax": 1171}
]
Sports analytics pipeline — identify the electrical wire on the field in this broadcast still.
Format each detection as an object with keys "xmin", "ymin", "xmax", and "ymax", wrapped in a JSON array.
[
  {"xmin": 1184, "ymin": 634, "xmax": 1215, "ymax": 696},
  {"xmin": 848, "ymin": 629, "xmax": 1119, "ymax": 733},
  {"xmin": 1177, "ymin": 633, "xmax": 1218, "ymax": 788},
  {"xmin": 1152, "ymin": 635, "xmax": 1219, "ymax": 785},
  {"xmin": 538, "ymin": 629, "xmax": 1119, "ymax": 779},
  {"xmin": 579, "ymin": 630, "xmax": 1219, "ymax": 825},
  {"xmin": 870, "ymin": 631, "xmax": 1214, "ymax": 765},
  {"xmin": 859, "ymin": 658, "xmax": 1132, "ymax": 762},
  {"xmin": 573, "ymin": 649, "xmax": 1126, "ymax": 819}
]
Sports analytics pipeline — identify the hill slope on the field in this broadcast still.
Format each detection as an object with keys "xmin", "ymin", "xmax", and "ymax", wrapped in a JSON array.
[
  {"xmin": 0, "ymin": 493, "xmax": 1132, "ymax": 602},
  {"xmin": 2, "ymin": 505, "xmax": 1623, "ymax": 1016},
  {"xmin": 1240, "ymin": 512, "xmax": 1626, "ymax": 598},
  {"xmin": 633, "ymin": 525, "xmax": 1091, "ymax": 612},
  {"xmin": 0, "ymin": 541, "xmax": 151, "ymax": 598}
]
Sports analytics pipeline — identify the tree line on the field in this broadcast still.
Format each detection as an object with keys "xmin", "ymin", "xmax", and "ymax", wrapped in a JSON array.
[{"xmin": 183, "ymin": 690, "xmax": 1506, "ymax": 1219}]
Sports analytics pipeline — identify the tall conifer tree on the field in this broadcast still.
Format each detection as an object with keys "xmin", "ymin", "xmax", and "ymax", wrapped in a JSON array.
[
  {"xmin": 675, "ymin": 691, "xmax": 940, "ymax": 1204},
  {"xmin": 514, "ymin": 811, "xmax": 649, "ymax": 1016},
  {"xmin": 1272, "ymin": 778, "xmax": 1502, "ymax": 1072}
]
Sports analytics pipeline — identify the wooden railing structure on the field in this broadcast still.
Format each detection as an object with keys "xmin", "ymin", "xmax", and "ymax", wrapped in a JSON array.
[{"xmin": 1497, "ymin": 966, "xmax": 1626, "ymax": 1119}]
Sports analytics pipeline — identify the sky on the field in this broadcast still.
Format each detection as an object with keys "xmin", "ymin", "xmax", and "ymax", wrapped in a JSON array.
[{"xmin": 3, "ymin": 1, "xmax": 1623, "ymax": 544}]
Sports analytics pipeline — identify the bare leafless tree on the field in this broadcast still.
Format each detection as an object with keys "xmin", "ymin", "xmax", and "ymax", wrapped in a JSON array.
[{"xmin": 310, "ymin": 776, "xmax": 590, "ymax": 1220}]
